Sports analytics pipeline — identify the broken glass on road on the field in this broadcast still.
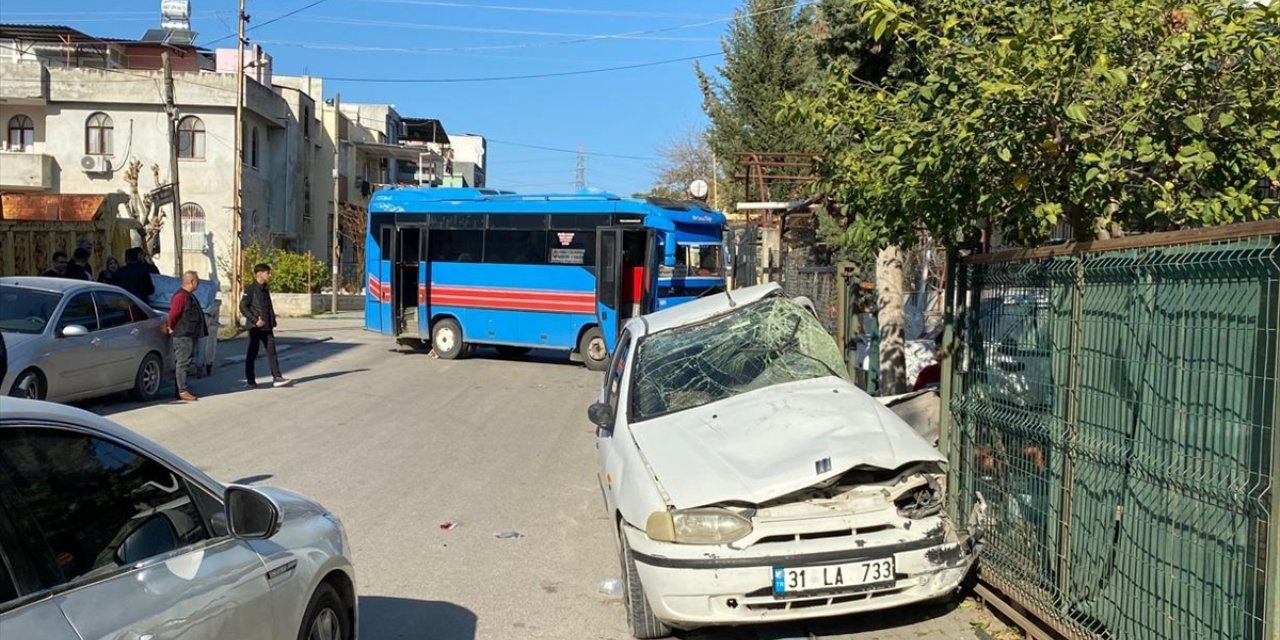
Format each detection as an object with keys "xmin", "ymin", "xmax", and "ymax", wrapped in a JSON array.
[{"xmin": 632, "ymin": 296, "xmax": 848, "ymax": 421}]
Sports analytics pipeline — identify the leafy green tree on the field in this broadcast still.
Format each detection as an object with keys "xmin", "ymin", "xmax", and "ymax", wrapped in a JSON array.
[
  {"xmin": 786, "ymin": 0, "xmax": 1280, "ymax": 252},
  {"xmin": 697, "ymin": 0, "xmax": 821, "ymax": 201}
]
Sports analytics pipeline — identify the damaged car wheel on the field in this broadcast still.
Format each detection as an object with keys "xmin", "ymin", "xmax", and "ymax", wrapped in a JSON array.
[{"xmin": 619, "ymin": 530, "xmax": 671, "ymax": 639}]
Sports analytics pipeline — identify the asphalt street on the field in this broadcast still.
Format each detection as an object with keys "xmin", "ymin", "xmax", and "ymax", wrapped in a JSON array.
[{"xmin": 82, "ymin": 316, "xmax": 1009, "ymax": 640}]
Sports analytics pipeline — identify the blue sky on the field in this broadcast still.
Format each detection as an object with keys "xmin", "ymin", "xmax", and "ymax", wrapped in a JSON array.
[{"xmin": 0, "ymin": 0, "xmax": 742, "ymax": 195}]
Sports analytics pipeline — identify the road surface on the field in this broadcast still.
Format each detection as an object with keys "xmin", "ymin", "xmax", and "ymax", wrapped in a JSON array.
[{"xmin": 83, "ymin": 316, "xmax": 1009, "ymax": 640}]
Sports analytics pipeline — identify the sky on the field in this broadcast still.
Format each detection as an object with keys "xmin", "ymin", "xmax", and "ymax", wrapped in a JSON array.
[{"xmin": 0, "ymin": 0, "xmax": 744, "ymax": 196}]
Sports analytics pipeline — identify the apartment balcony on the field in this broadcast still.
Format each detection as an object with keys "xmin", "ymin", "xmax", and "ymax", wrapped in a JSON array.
[
  {"xmin": 0, "ymin": 152, "xmax": 53, "ymax": 191},
  {"xmin": 0, "ymin": 62, "xmax": 50, "ymax": 104}
]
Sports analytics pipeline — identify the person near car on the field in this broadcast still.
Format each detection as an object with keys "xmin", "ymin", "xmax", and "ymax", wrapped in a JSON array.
[
  {"xmin": 166, "ymin": 270, "xmax": 208, "ymax": 402},
  {"xmin": 240, "ymin": 263, "xmax": 287, "ymax": 388},
  {"xmin": 65, "ymin": 248, "xmax": 94, "ymax": 281},
  {"xmin": 114, "ymin": 247, "xmax": 157, "ymax": 303},
  {"xmin": 42, "ymin": 252, "xmax": 69, "ymax": 278},
  {"xmin": 97, "ymin": 256, "xmax": 121, "ymax": 285}
]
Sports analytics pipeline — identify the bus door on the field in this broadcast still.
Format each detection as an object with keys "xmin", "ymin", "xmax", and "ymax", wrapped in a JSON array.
[
  {"xmin": 392, "ymin": 227, "xmax": 424, "ymax": 337},
  {"xmin": 376, "ymin": 225, "xmax": 394, "ymax": 334},
  {"xmin": 595, "ymin": 227, "xmax": 656, "ymax": 352},
  {"xmin": 418, "ymin": 230, "xmax": 430, "ymax": 338}
]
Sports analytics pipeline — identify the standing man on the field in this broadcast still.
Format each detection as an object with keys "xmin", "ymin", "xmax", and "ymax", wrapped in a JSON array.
[
  {"xmin": 114, "ymin": 248, "xmax": 157, "ymax": 302},
  {"xmin": 240, "ymin": 263, "xmax": 287, "ymax": 388},
  {"xmin": 42, "ymin": 252, "xmax": 69, "ymax": 277},
  {"xmin": 166, "ymin": 270, "xmax": 207, "ymax": 402},
  {"xmin": 65, "ymin": 248, "xmax": 94, "ymax": 281}
]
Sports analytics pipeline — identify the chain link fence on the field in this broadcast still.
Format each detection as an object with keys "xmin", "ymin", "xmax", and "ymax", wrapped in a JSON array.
[{"xmin": 945, "ymin": 223, "xmax": 1279, "ymax": 640}]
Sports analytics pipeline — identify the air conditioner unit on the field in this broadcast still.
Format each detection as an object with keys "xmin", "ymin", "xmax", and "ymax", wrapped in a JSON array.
[{"xmin": 80, "ymin": 156, "xmax": 112, "ymax": 173}]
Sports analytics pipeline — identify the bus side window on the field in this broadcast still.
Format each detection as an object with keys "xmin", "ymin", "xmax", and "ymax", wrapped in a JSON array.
[{"xmin": 429, "ymin": 230, "xmax": 483, "ymax": 263}]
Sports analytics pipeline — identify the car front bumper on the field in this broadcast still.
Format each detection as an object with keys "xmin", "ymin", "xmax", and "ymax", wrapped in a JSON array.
[{"xmin": 623, "ymin": 522, "xmax": 976, "ymax": 629}]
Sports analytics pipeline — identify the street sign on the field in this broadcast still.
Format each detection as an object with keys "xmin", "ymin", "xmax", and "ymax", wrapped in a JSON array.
[{"xmin": 151, "ymin": 184, "xmax": 176, "ymax": 208}]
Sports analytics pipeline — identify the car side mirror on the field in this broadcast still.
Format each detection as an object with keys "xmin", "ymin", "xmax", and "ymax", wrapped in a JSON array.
[
  {"xmin": 588, "ymin": 402, "xmax": 614, "ymax": 432},
  {"xmin": 61, "ymin": 324, "xmax": 88, "ymax": 337},
  {"xmin": 225, "ymin": 486, "xmax": 281, "ymax": 540},
  {"xmin": 115, "ymin": 514, "xmax": 179, "ymax": 566}
]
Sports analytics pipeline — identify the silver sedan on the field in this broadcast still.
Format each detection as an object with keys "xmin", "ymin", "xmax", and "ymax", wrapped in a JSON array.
[
  {"xmin": 0, "ymin": 398, "xmax": 359, "ymax": 640},
  {"xmin": 0, "ymin": 276, "xmax": 172, "ymax": 402}
]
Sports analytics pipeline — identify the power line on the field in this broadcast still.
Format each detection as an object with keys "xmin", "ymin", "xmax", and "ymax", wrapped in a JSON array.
[
  {"xmin": 256, "ymin": 39, "xmax": 654, "ymax": 64},
  {"xmin": 321, "ymin": 51, "xmax": 720, "ymax": 84},
  {"xmin": 488, "ymin": 138, "xmax": 655, "ymax": 162},
  {"xmin": 286, "ymin": 15, "xmax": 716, "ymax": 42},
  {"xmin": 201, "ymin": 0, "xmax": 332, "ymax": 48},
  {"xmin": 348, "ymin": 1, "xmax": 717, "ymax": 19}
]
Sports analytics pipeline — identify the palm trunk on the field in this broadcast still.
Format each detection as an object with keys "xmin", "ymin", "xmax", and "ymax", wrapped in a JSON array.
[{"xmin": 877, "ymin": 244, "xmax": 908, "ymax": 395}]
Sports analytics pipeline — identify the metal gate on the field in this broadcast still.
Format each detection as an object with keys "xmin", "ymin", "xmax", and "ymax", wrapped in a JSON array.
[{"xmin": 941, "ymin": 221, "xmax": 1280, "ymax": 640}]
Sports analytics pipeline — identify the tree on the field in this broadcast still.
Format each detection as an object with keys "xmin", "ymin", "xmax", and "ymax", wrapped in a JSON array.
[
  {"xmin": 645, "ymin": 127, "xmax": 717, "ymax": 201},
  {"xmin": 118, "ymin": 160, "xmax": 166, "ymax": 257},
  {"xmin": 786, "ymin": 0, "xmax": 1280, "ymax": 255},
  {"xmin": 697, "ymin": 0, "xmax": 821, "ymax": 201}
]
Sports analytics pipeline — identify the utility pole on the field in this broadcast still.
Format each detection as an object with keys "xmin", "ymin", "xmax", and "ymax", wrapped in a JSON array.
[
  {"xmin": 331, "ymin": 93, "xmax": 341, "ymax": 315},
  {"xmin": 711, "ymin": 150, "xmax": 720, "ymax": 212},
  {"xmin": 162, "ymin": 51, "xmax": 184, "ymax": 276},
  {"xmin": 575, "ymin": 145, "xmax": 585, "ymax": 190},
  {"xmin": 230, "ymin": 0, "xmax": 247, "ymax": 327}
]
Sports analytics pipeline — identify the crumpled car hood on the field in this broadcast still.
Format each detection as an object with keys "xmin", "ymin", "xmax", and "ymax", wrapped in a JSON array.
[{"xmin": 629, "ymin": 376, "xmax": 945, "ymax": 509}]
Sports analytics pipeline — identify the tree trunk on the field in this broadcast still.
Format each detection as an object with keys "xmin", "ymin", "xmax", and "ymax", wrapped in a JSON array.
[{"xmin": 877, "ymin": 245, "xmax": 908, "ymax": 395}]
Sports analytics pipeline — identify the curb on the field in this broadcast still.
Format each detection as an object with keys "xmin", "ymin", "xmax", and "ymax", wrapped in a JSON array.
[{"xmin": 220, "ymin": 336, "xmax": 333, "ymax": 365}]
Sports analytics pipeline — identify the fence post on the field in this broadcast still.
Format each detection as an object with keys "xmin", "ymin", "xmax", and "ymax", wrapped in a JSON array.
[
  {"xmin": 938, "ymin": 249, "xmax": 960, "ymax": 459},
  {"xmin": 1267, "ymin": 274, "xmax": 1280, "ymax": 640},
  {"xmin": 1056, "ymin": 254, "xmax": 1086, "ymax": 605}
]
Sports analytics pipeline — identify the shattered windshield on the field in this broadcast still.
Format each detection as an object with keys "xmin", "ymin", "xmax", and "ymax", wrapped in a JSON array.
[{"xmin": 631, "ymin": 296, "xmax": 848, "ymax": 422}]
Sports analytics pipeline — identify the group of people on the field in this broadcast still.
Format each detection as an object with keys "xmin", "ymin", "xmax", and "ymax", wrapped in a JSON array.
[
  {"xmin": 34, "ymin": 249, "xmax": 287, "ymax": 404},
  {"xmin": 163, "ymin": 263, "xmax": 287, "ymax": 402},
  {"xmin": 43, "ymin": 247, "xmax": 160, "ymax": 302}
]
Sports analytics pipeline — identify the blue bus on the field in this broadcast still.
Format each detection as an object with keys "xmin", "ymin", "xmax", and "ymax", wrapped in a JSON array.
[{"xmin": 364, "ymin": 188, "xmax": 727, "ymax": 370}]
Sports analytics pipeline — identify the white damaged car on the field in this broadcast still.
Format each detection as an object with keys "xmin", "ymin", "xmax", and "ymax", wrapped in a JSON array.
[{"xmin": 589, "ymin": 283, "xmax": 978, "ymax": 638}]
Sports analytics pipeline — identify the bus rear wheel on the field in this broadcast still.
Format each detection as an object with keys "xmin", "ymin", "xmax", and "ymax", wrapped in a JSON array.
[
  {"xmin": 579, "ymin": 327, "xmax": 609, "ymax": 371},
  {"xmin": 432, "ymin": 318, "xmax": 467, "ymax": 360}
]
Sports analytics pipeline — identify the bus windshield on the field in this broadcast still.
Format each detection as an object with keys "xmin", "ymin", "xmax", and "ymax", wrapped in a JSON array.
[{"xmin": 662, "ymin": 244, "xmax": 724, "ymax": 279}]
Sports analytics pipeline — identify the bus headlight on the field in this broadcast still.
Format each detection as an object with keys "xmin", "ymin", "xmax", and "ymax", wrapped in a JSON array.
[{"xmin": 646, "ymin": 508, "xmax": 752, "ymax": 545}]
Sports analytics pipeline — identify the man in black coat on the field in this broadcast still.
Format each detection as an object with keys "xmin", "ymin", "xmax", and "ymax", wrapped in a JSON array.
[
  {"xmin": 114, "ymin": 248, "xmax": 157, "ymax": 302},
  {"xmin": 65, "ymin": 248, "xmax": 93, "ymax": 281},
  {"xmin": 240, "ymin": 263, "xmax": 287, "ymax": 388}
]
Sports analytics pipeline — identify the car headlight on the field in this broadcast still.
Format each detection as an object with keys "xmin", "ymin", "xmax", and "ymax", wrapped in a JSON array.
[{"xmin": 645, "ymin": 508, "xmax": 752, "ymax": 545}]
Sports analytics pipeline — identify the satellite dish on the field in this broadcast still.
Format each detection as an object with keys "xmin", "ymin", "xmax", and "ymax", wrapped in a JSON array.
[{"xmin": 688, "ymin": 179, "xmax": 709, "ymax": 201}]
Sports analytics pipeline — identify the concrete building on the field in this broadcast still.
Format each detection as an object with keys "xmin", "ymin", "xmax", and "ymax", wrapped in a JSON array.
[{"xmin": 0, "ymin": 24, "xmax": 323, "ymax": 296}]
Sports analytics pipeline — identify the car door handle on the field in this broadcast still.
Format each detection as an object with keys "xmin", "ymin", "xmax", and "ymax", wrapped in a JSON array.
[
  {"xmin": 130, "ymin": 327, "xmax": 140, "ymax": 336},
  {"xmin": 91, "ymin": 337, "xmax": 101, "ymax": 346}
]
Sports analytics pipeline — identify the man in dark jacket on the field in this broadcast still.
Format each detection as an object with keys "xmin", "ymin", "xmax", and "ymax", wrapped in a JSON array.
[
  {"xmin": 65, "ymin": 247, "xmax": 93, "ymax": 281},
  {"xmin": 42, "ymin": 252, "xmax": 69, "ymax": 277},
  {"xmin": 240, "ymin": 263, "xmax": 287, "ymax": 388},
  {"xmin": 166, "ymin": 271, "xmax": 208, "ymax": 402},
  {"xmin": 114, "ymin": 248, "xmax": 157, "ymax": 303}
]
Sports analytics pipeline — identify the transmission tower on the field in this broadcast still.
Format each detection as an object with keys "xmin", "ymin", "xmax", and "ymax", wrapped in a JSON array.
[{"xmin": 575, "ymin": 145, "xmax": 586, "ymax": 190}]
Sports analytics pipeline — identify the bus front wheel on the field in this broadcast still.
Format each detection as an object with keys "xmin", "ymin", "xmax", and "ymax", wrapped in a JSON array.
[
  {"xmin": 432, "ymin": 318, "xmax": 467, "ymax": 360},
  {"xmin": 579, "ymin": 327, "xmax": 609, "ymax": 371}
]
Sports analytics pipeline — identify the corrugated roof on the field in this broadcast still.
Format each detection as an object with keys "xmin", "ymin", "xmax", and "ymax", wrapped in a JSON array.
[
  {"xmin": 0, "ymin": 24, "xmax": 96, "ymax": 42},
  {"xmin": 403, "ymin": 118, "xmax": 450, "ymax": 145},
  {"xmin": 0, "ymin": 194, "xmax": 108, "ymax": 222}
]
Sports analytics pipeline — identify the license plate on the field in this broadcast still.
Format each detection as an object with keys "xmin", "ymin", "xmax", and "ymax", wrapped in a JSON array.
[{"xmin": 772, "ymin": 557, "xmax": 895, "ymax": 596}]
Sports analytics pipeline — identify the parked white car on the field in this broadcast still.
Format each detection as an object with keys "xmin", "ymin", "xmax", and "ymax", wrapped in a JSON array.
[
  {"xmin": 589, "ymin": 283, "xmax": 978, "ymax": 638},
  {"xmin": 0, "ymin": 399, "xmax": 358, "ymax": 640}
]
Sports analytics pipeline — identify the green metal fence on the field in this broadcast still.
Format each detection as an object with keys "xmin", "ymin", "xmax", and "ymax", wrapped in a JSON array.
[{"xmin": 942, "ymin": 222, "xmax": 1280, "ymax": 640}]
